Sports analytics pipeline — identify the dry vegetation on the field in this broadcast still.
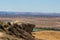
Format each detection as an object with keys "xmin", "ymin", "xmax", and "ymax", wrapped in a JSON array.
[{"xmin": 32, "ymin": 30, "xmax": 60, "ymax": 40}]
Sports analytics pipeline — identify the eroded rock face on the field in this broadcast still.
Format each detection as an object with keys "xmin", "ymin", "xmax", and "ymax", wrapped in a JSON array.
[
  {"xmin": 0, "ymin": 32, "xmax": 6, "ymax": 37},
  {"xmin": 0, "ymin": 21, "xmax": 35, "ymax": 40}
]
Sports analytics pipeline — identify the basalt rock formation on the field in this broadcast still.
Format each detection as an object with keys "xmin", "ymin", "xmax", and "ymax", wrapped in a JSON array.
[{"xmin": 0, "ymin": 21, "xmax": 35, "ymax": 40}]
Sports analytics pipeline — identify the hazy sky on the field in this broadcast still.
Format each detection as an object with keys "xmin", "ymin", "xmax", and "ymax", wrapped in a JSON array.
[{"xmin": 0, "ymin": 0, "xmax": 60, "ymax": 13}]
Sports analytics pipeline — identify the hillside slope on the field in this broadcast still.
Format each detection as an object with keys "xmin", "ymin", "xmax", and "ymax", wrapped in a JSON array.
[{"xmin": 32, "ymin": 31, "xmax": 60, "ymax": 40}]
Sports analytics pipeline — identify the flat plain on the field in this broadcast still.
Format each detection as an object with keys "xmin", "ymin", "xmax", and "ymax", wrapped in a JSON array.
[{"xmin": 0, "ymin": 17, "xmax": 60, "ymax": 29}]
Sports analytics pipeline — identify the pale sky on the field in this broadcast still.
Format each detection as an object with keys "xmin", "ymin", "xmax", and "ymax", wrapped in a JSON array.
[{"xmin": 0, "ymin": 0, "xmax": 60, "ymax": 13}]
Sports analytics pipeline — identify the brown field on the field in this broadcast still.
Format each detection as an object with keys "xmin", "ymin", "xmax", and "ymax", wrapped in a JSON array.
[
  {"xmin": 0, "ymin": 17, "xmax": 60, "ymax": 29},
  {"xmin": 32, "ymin": 30, "xmax": 60, "ymax": 40}
]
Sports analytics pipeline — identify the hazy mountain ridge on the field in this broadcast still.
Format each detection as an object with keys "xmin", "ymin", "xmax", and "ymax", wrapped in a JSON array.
[{"xmin": 0, "ymin": 11, "xmax": 60, "ymax": 17}]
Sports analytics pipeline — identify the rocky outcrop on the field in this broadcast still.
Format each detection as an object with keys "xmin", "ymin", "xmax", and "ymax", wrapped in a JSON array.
[{"xmin": 0, "ymin": 21, "xmax": 35, "ymax": 40}]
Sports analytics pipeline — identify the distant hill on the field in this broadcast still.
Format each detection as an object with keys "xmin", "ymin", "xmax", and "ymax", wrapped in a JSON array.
[{"xmin": 0, "ymin": 11, "xmax": 60, "ymax": 17}]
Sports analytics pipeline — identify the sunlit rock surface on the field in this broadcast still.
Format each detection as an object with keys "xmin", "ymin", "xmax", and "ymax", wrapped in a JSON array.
[{"xmin": 0, "ymin": 21, "xmax": 35, "ymax": 40}]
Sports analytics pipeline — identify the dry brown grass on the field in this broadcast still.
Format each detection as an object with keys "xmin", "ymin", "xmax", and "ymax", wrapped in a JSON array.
[{"xmin": 32, "ymin": 30, "xmax": 60, "ymax": 40}]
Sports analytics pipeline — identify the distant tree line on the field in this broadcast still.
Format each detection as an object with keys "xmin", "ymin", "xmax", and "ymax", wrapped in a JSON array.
[{"xmin": 34, "ymin": 27, "xmax": 60, "ymax": 31}]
